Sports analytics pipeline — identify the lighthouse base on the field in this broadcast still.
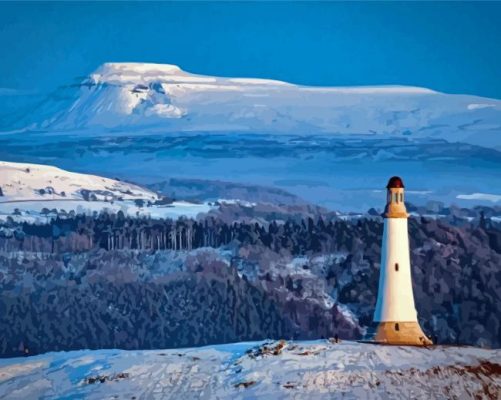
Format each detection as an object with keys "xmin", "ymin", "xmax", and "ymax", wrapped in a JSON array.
[{"xmin": 368, "ymin": 321, "xmax": 432, "ymax": 346}]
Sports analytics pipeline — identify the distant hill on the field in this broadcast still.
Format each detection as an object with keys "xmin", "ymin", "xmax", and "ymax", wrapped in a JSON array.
[
  {"xmin": 0, "ymin": 160, "xmax": 158, "ymax": 202},
  {"xmin": 147, "ymin": 178, "xmax": 307, "ymax": 206},
  {"xmin": 9, "ymin": 62, "xmax": 501, "ymax": 149}
]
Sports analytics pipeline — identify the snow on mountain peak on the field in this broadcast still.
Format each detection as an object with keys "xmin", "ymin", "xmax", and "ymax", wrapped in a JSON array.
[
  {"xmin": 303, "ymin": 85, "xmax": 437, "ymax": 94},
  {"xmin": 27, "ymin": 62, "xmax": 501, "ymax": 149},
  {"xmin": 90, "ymin": 62, "xmax": 187, "ymax": 84},
  {"xmin": 101, "ymin": 62, "xmax": 183, "ymax": 74}
]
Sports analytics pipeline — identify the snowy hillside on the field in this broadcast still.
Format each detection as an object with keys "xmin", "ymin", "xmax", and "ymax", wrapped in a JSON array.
[
  {"xmin": 0, "ymin": 340, "xmax": 499, "ymax": 399},
  {"xmin": 33, "ymin": 62, "xmax": 501, "ymax": 148},
  {"xmin": 0, "ymin": 161, "xmax": 213, "ymax": 221},
  {"xmin": 0, "ymin": 161, "xmax": 158, "ymax": 202}
]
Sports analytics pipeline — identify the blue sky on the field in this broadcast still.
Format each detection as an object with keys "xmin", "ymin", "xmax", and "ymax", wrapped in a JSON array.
[{"xmin": 0, "ymin": 1, "xmax": 500, "ymax": 99}]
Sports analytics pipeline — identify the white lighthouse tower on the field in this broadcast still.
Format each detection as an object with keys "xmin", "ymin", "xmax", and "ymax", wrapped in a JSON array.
[{"xmin": 372, "ymin": 176, "xmax": 432, "ymax": 346}]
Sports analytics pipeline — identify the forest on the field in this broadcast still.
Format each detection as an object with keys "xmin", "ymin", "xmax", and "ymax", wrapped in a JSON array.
[
  {"xmin": 0, "ymin": 211, "xmax": 383, "ymax": 254},
  {"xmin": 0, "ymin": 210, "xmax": 500, "ymax": 357}
]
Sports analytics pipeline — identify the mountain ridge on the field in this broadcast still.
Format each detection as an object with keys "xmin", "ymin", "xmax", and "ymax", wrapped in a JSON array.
[
  {"xmin": 90, "ymin": 62, "xmax": 437, "ymax": 93},
  {"xmin": 9, "ymin": 62, "xmax": 500, "ymax": 149}
]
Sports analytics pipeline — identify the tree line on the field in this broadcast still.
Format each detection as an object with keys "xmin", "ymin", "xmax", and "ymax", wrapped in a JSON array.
[{"xmin": 0, "ymin": 211, "xmax": 384, "ymax": 255}]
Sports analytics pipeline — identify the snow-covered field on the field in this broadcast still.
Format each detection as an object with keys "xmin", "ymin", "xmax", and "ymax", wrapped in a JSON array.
[
  {"xmin": 0, "ymin": 161, "xmax": 158, "ymax": 202},
  {"xmin": 0, "ymin": 340, "xmax": 499, "ymax": 399},
  {"xmin": 0, "ymin": 199, "xmax": 213, "ymax": 223},
  {"xmin": 0, "ymin": 161, "xmax": 214, "ymax": 221}
]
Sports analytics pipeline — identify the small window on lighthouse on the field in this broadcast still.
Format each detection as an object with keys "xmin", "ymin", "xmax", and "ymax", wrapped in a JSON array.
[
  {"xmin": 394, "ymin": 193, "xmax": 398, "ymax": 203},
  {"xmin": 395, "ymin": 323, "xmax": 400, "ymax": 331},
  {"xmin": 400, "ymin": 193, "xmax": 403, "ymax": 202},
  {"xmin": 395, "ymin": 263, "xmax": 399, "ymax": 271}
]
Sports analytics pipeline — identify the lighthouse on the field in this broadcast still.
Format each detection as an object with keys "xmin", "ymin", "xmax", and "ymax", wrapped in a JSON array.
[{"xmin": 372, "ymin": 176, "xmax": 432, "ymax": 346}]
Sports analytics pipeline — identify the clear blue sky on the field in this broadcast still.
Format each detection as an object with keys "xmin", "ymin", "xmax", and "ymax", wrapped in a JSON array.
[{"xmin": 1, "ymin": 1, "xmax": 500, "ymax": 99}]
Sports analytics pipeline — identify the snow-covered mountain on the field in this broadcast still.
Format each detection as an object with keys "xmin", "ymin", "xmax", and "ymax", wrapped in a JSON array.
[
  {"xmin": 0, "ymin": 161, "xmax": 158, "ymax": 202},
  {"xmin": 0, "ymin": 340, "xmax": 499, "ymax": 399},
  {"xmin": 32, "ymin": 63, "xmax": 501, "ymax": 148}
]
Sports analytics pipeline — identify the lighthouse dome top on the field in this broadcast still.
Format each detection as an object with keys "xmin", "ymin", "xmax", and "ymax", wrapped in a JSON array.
[{"xmin": 386, "ymin": 176, "xmax": 405, "ymax": 189}]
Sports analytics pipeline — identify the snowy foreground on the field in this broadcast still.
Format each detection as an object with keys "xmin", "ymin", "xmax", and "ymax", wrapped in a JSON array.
[{"xmin": 0, "ymin": 340, "xmax": 499, "ymax": 399}]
